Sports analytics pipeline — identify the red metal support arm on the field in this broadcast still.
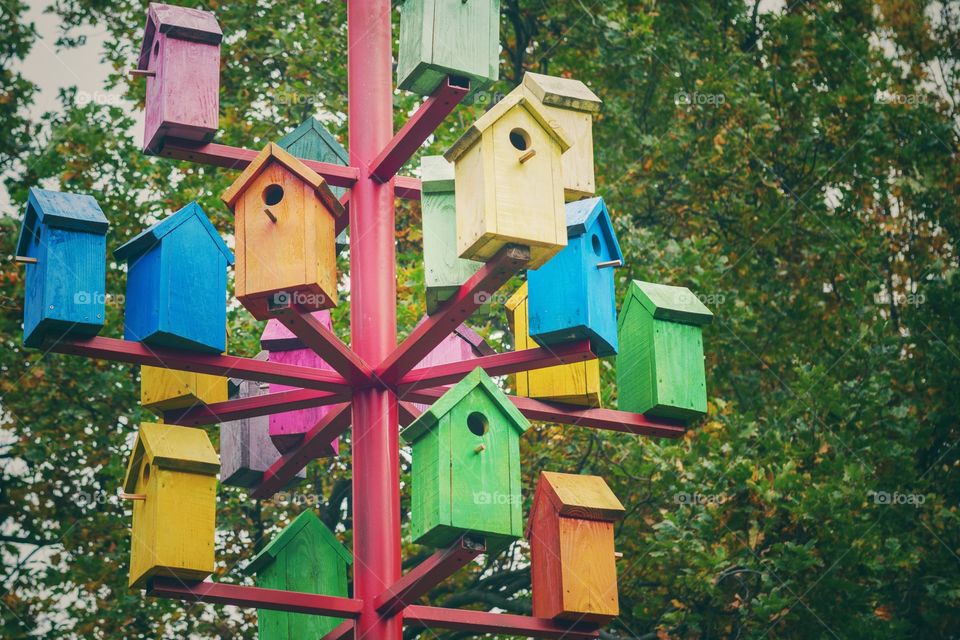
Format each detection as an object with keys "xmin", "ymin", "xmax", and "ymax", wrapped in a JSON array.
[
  {"xmin": 322, "ymin": 621, "xmax": 355, "ymax": 640},
  {"xmin": 369, "ymin": 76, "xmax": 470, "ymax": 183},
  {"xmin": 405, "ymin": 387, "xmax": 688, "ymax": 438},
  {"xmin": 250, "ymin": 403, "xmax": 353, "ymax": 500},
  {"xmin": 48, "ymin": 337, "xmax": 351, "ymax": 393},
  {"xmin": 163, "ymin": 388, "xmax": 348, "ymax": 427},
  {"xmin": 269, "ymin": 303, "xmax": 376, "ymax": 385},
  {"xmin": 395, "ymin": 340, "xmax": 595, "ymax": 395},
  {"xmin": 377, "ymin": 244, "xmax": 531, "ymax": 383},
  {"xmin": 403, "ymin": 605, "xmax": 600, "ymax": 639},
  {"xmin": 148, "ymin": 578, "xmax": 363, "ymax": 618},
  {"xmin": 374, "ymin": 535, "xmax": 485, "ymax": 616}
]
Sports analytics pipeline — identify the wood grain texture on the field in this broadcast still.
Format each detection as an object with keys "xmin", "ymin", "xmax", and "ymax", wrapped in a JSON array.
[{"xmin": 140, "ymin": 364, "xmax": 227, "ymax": 411}]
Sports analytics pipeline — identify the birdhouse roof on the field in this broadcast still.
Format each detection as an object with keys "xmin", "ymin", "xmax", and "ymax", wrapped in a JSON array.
[
  {"xmin": 228, "ymin": 351, "xmax": 268, "ymax": 389},
  {"xmin": 400, "ymin": 367, "xmax": 530, "ymax": 444},
  {"xmin": 521, "ymin": 72, "xmax": 602, "ymax": 114},
  {"xmin": 137, "ymin": 3, "xmax": 223, "ymax": 70},
  {"xmin": 454, "ymin": 324, "xmax": 496, "ymax": 357},
  {"xmin": 260, "ymin": 310, "xmax": 333, "ymax": 351},
  {"xmin": 526, "ymin": 471, "xmax": 625, "ymax": 537},
  {"xmin": 122, "ymin": 422, "xmax": 220, "ymax": 493},
  {"xmin": 444, "ymin": 93, "xmax": 572, "ymax": 163},
  {"xmin": 620, "ymin": 280, "xmax": 714, "ymax": 327},
  {"xmin": 16, "ymin": 188, "xmax": 108, "ymax": 256},
  {"xmin": 246, "ymin": 510, "xmax": 352, "ymax": 574},
  {"xmin": 113, "ymin": 201, "xmax": 234, "ymax": 265},
  {"xmin": 565, "ymin": 197, "xmax": 624, "ymax": 264},
  {"xmin": 421, "ymin": 155, "xmax": 455, "ymax": 193},
  {"xmin": 221, "ymin": 143, "xmax": 345, "ymax": 217},
  {"xmin": 277, "ymin": 118, "xmax": 349, "ymax": 166}
]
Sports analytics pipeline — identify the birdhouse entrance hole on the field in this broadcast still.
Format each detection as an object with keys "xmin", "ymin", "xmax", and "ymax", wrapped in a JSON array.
[
  {"xmin": 591, "ymin": 233, "xmax": 602, "ymax": 255},
  {"xmin": 142, "ymin": 462, "xmax": 151, "ymax": 483},
  {"xmin": 509, "ymin": 128, "xmax": 530, "ymax": 151},
  {"xmin": 262, "ymin": 184, "xmax": 284, "ymax": 206},
  {"xmin": 153, "ymin": 41, "xmax": 159, "ymax": 57},
  {"xmin": 467, "ymin": 411, "xmax": 488, "ymax": 436}
]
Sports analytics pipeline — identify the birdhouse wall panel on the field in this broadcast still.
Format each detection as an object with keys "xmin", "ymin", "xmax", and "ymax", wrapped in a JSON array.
[
  {"xmin": 541, "ymin": 106, "xmax": 595, "ymax": 201},
  {"xmin": 454, "ymin": 135, "xmax": 496, "ymax": 262},
  {"xmin": 140, "ymin": 365, "xmax": 227, "ymax": 411},
  {"xmin": 122, "ymin": 246, "xmax": 163, "ymax": 344},
  {"xmin": 128, "ymin": 462, "xmax": 159, "ymax": 588},
  {"xmin": 616, "ymin": 307, "xmax": 655, "ymax": 414},
  {"xmin": 529, "ymin": 504, "xmax": 564, "ymax": 620},
  {"xmin": 422, "ymin": 188, "xmax": 481, "ymax": 313},
  {"xmin": 410, "ymin": 421, "xmax": 449, "ymax": 546},
  {"xmin": 268, "ymin": 348, "xmax": 338, "ymax": 455},
  {"xmin": 557, "ymin": 517, "xmax": 619, "ymax": 622}
]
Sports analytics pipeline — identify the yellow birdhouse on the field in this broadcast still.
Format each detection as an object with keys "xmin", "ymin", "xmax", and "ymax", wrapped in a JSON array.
[
  {"xmin": 516, "ymin": 72, "xmax": 602, "ymax": 201},
  {"xmin": 221, "ymin": 143, "xmax": 345, "ymax": 320},
  {"xmin": 506, "ymin": 283, "xmax": 600, "ymax": 406},
  {"xmin": 140, "ymin": 366, "xmax": 227, "ymax": 411},
  {"xmin": 443, "ymin": 93, "xmax": 571, "ymax": 269},
  {"xmin": 123, "ymin": 422, "xmax": 220, "ymax": 589}
]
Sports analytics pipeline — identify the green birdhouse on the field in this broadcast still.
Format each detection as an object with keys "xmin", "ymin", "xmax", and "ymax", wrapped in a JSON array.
[
  {"xmin": 401, "ymin": 367, "xmax": 530, "ymax": 549},
  {"xmin": 246, "ymin": 510, "xmax": 352, "ymax": 639},
  {"xmin": 617, "ymin": 280, "xmax": 714, "ymax": 421}
]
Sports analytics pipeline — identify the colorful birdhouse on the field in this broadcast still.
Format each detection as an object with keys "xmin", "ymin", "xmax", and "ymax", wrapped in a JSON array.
[
  {"xmin": 277, "ymin": 117, "xmax": 350, "ymax": 253},
  {"xmin": 506, "ymin": 283, "xmax": 601, "ymax": 407},
  {"xmin": 16, "ymin": 188, "xmax": 109, "ymax": 348},
  {"xmin": 527, "ymin": 471, "xmax": 625, "ymax": 623},
  {"xmin": 518, "ymin": 72, "xmax": 602, "ymax": 200},
  {"xmin": 114, "ymin": 202, "xmax": 233, "ymax": 353},
  {"xmin": 246, "ymin": 510, "xmax": 352, "ymax": 639},
  {"xmin": 617, "ymin": 280, "xmax": 713, "ymax": 421},
  {"xmin": 221, "ymin": 143, "xmax": 345, "ymax": 320},
  {"xmin": 528, "ymin": 197, "xmax": 624, "ymax": 357},
  {"xmin": 137, "ymin": 3, "xmax": 222, "ymax": 152},
  {"xmin": 261, "ymin": 312, "xmax": 338, "ymax": 455},
  {"xmin": 140, "ymin": 364, "xmax": 227, "ymax": 412},
  {"xmin": 411, "ymin": 320, "xmax": 494, "ymax": 413},
  {"xmin": 124, "ymin": 421, "xmax": 219, "ymax": 589},
  {"xmin": 401, "ymin": 367, "xmax": 530, "ymax": 549},
  {"xmin": 396, "ymin": 0, "xmax": 500, "ymax": 96},
  {"xmin": 421, "ymin": 155, "xmax": 482, "ymax": 313},
  {"xmin": 220, "ymin": 359, "xmax": 306, "ymax": 488},
  {"xmin": 444, "ymin": 93, "xmax": 571, "ymax": 269}
]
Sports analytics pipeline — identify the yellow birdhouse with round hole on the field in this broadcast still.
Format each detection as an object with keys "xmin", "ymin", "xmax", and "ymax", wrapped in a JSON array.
[
  {"xmin": 123, "ymin": 422, "xmax": 220, "ymax": 589},
  {"xmin": 444, "ymin": 93, "xmax": 571, "ymax": 269},
  {"xmin": 221, "ymin": 142, "xmax": 345, "ymax": 320}
]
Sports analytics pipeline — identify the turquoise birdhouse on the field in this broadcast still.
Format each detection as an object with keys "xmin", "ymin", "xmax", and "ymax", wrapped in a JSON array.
[
  {"xmin": 527, "ymin": 197, "xmax": 624, "ymax": 357},
  {"xmin": 16, "ymin": 188, "xmax": 109, "ymax": 348},
  {"xmin": 114, "ymin": 202, "xmax": 233, "ymax": 353}
]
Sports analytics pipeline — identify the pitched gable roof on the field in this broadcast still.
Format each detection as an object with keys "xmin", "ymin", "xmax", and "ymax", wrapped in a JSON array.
[
  {"xmin": 526, "ymin": 471, "xmax": 624, "ymax": 538},
  {"xmin": 521, "ymin": 72, "xmax": 602, "ymax": 114},
  {"xmin": 619, "ymin": 280, "xmax": 714, "ymax": 328},
  {"xmin": 565, "ymin": 197, "xmax": 624, "ymax": 264},
  {"xmin": 221, "ymin": 143, "xmax": 345, "ymax": 218},
  {"xmin": 137, "ymin": 3, "xmax": 222, "ymax": 70},
  {"xmin": 123, "ymin": 422, "xmax": 220, "ymax": 492},
  {"xmin": 17, "ymin": 188, "xmax": 109, "ymax": 256},
  {"xmin": 400, "ymin": 367, "xmax": 530, "ymax": 443},
  {"xmin": 444, "ymin": 93, "xmax": 572, "ymax": 163},
  {"xmin": 113, "ymin": 201, "xmax": 234, "ymax": 265},
  {"xmin": 260, "ymin": 310, "xmax": 333, "ymax": 351},
  {"xmin": 277, "ymin": 118, "xmax": 349, "ymax": 166},
  {"xmin": 246, "ymin": 510, "xmax": 352, "ymax": 574}
]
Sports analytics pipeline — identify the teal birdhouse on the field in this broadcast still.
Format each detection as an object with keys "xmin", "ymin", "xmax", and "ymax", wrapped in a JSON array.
[
  {"xmin": 246, "ymin": 510, "xmax": 352, "ymax": 639},
  {"xmin": 401, "ymin": 367, "xmax": 530, "ymax": 549},
  {"xmin": 617, "ymin": 281, "xmax": 713, "ymax": 421},
  {"xmin": 397, "ymin": 0, "xmax": 501, "ymax": 96}
]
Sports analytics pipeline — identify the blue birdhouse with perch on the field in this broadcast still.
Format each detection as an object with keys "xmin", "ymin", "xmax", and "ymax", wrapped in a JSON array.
[
  {"xmin": 16, "ymin": 188, "xmax": 109, "ymax": 348},
  {"xmin": 527, "ymin": 197, "xmax": 624, "ymax": 357},
  {"xmin": 114, "ymin": 201, "xmax": 233, "ymax": 353}
]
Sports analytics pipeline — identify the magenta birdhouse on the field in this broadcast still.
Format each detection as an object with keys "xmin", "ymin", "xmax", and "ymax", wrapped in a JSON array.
[
  {"xmin": 262, "ymin": 311, "xmax": 340, "ymax": 455},
  {"xmin": 137, "ymin": 3, "xmax": 222, "ymax": 152},
  {"xmin": 412, "ymin": 320, "xmax": 494, "ymax": 413}
]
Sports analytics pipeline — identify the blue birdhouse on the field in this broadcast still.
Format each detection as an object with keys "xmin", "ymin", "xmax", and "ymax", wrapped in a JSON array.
[
  {"xmin": 527, "ymin": 197, "xmax": 624, "ymax": 357},
  {"xmin": 16, "ymin": 188, "xmax": 109, "ymax": 348},
  {"xmin": 114, "ymin": 202, "xmax": 233, "ymax": 353}
]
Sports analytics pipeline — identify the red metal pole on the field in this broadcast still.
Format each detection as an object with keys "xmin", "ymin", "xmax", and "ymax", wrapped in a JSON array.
[{"xmin": 347, "ymin": 2, "xmax": 401, "ymax": 639}]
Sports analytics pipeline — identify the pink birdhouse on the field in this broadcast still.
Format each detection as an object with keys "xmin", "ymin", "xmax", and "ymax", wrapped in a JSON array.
[
  {"xmin": 412, "ymin": 321, "xmax": 495, "ymax": 413},
  {"xmin": 262, "ymin": 310, "xmax": 340, "ymax": 455},
  {"xmin": 137, "ymin": 3, "xmax": 222, "ymax": 152}
]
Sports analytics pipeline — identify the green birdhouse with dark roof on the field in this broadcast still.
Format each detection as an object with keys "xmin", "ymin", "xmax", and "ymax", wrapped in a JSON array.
[
  {"xmin": 246, "ymin": 510, "xmax": 351, "ymax": 639},
  {"xmin": 617, "ymin": 280, "xmax": 714, "ymax": 422},
  {"xmin": 401, "ymin": 367, "xmax": 530, "ymax": 549}
]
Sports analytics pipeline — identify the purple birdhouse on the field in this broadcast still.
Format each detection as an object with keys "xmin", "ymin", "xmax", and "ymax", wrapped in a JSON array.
[{"xmin": 412, "ymin": 320, "xmax": 495, "ymax": 413}]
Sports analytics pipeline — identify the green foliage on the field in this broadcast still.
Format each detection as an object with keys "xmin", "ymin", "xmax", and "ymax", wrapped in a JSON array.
[{"xmin": 1, "ymin": 1, "xmax": 958, "ymax": 639}]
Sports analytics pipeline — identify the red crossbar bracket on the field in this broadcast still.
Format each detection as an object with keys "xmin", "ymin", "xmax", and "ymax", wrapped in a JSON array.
[
  {"xmin": 154, "ymin": 139, "xmax": 359, "ymax": 189},
  {"xmin": 163, "ymin": 389, "xmax": 349, "ymax": 427},
  {"xmin": 250, "ymin": 403, "xmax": 352, "ymax": 499},
  {"xmin": 375, "ymin": 535, "xmax": 485, "ymax": 616},
  {"xmin": 405, "ymin": 388, "xmax": 687, "ymax": 438},
  {"xmin": 398, "ymin": 401, "xmax": 423, "ymax": 427},
  {"xmin": 395, "ymin": 340, "xmax": 595, "ymax": 395},
  {"xmin": 148, "ymin": 578, "xmax": 363, "ymax": 617},
  {"xmin": 378, "ymin": 244, "xmax": 531, "ymax": 383},
  {"xmin": 322, "ymin": 620, "xmax": 355, "ymax": 640},
  {"xmin": 49, "ymin": 337, "xmax": 351, "ymax": 393},
  {"xmin": 370, "ymin": 76, "xmax": 470, "ymax": 183},
  {"xmin": 269, "ymin": 303, "xmax": 375, "ymax": 385},
  {"xmin": 394, "ymin": 176, "xmax": 422, "ymax": 200},
  {"xmin": 403, "ymin": 605, "xmax": 600, "ymax": 639}
]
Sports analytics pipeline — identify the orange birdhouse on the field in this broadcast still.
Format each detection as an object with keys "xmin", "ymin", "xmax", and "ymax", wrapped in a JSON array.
[
  {"xmin": 221, "ymin": 142, "xmax": 345, "ymax": 320},
  {"xmin": 527, "ymin": 471, "xmax": 625, "ymax": 624}
]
